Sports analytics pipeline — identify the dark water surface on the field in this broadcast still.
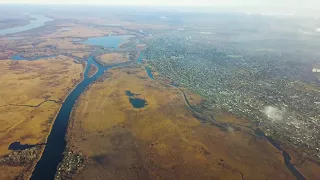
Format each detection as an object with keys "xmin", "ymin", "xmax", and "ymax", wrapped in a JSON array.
[
  {"xmin": 129, "ymin": 98, "xmax": 147, "ymax": 108},
  {"xmin": 125, "ymin": 90, "xmax": 147, "ymax": 108},
  {"xmin": 8, "ymin": 142, "xmax": 43, "ymax": 151}
]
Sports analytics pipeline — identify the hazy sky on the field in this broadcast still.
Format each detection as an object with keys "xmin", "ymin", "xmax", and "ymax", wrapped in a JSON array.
[
  {"xmin": 0, "ymin": 0, "xmax": 318, "ymax": 7},
  {"xmin": 1, "ymin": 0, "xmax": 320, "ymax": 12}
]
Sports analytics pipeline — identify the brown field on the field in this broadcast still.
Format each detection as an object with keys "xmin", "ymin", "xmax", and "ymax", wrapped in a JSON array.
[
  {"xmin": 46, "ymin": 26, "xmax": 108, "ymax": 38},
  {"xmin": 36, "ymin": 38, "xmax": 87, "ymax": 50},
  {"xmin": 0, "ymin": 56, "xmax": 84, "ymax": 180},
  {"xmin": 136, "ymin": 43, "xmax": 147, "ymax": 50},
  {"xmin": 65, "ymin": 65, "xmax": 295, "ymax": 180},
  {"xmin": 87, "ymin": 64, "xmax": 98, "ymax": 78},
  {"xmin": 72, "ymin": 52, "xmax": 90, "ymax": 59},
  {"xmin": 0, "ymin": 50, "xmax": 14, "ymax": 60},
  {"xmin": 97, "ymin": 52, "xmax": 129, "ymax": 66}
]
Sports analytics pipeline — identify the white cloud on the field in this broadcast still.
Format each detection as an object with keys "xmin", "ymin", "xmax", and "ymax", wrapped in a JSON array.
[{"xmin": 263, "ymin": 106, "xmax": 284, "ymax": 122}]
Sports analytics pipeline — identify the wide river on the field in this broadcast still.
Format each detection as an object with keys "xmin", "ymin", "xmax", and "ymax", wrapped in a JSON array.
[{"xmin": 0, "ymin": 14, "xmax": 52, "ymax": 36}]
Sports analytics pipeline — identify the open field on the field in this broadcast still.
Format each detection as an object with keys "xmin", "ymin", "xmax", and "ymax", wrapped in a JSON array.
[
  {"xmin": 64, "ymin": 65, "xmax": 295, "ymax": 180},
  {"xmin": 0, "ymin": 56, "xmax": 84, "ymax": 180},
  {"xmin": 87, "ymin": 64, "xmax": 98, "ymax": 78},
  {"xmin": 46, "ymin": 25, "xmax": 108, "ymax": 38},
  {"xmin": 36, "ymin": 38, "xmax": 88, "ymax": 50},
  {"xmin": 96, "ymin": 52, "xmax": 130, "ymax": 66},
  {"xmin": 72, "ymin": 52, "xmax": 90, "ymax": 59}
]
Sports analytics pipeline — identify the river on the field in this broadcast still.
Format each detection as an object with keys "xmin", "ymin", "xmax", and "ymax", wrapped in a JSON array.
[
  {"xmin": 30, "ymin": 56, "xmax": 105, "ymax": 180},
  {"xmin": 0, "ymin": 14, "xmax": 52, "ymax": 36},
  {"xmin": 30, "ymin": 55, "xmax": 132, "ymax": 180}
]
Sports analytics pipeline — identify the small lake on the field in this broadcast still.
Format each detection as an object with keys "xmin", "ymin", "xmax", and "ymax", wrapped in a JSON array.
[
  {"xmin": 8, "ymin": 142, "xmax": 42, "ymax": 151},
  {"xmin": 136, "ymin": 53, "xmax": 143, "ymax": 63},
  {"xmin": 0, "ymin": 14, "xmax": 53, "ymax": 36},
  {"xmin": 144, "ymin": 66, "xmax": 154, "ymax": 79},
  {"xmin": 82, "ymin": 35, "xmax": 134, "ymax": 49},
  {"xmin": 11, "ymin": 55, "xmax": 56, "ymax": 61},
  {"xmin": 125, "ymin": 90, "xmax": 147, "ymax": 108}
]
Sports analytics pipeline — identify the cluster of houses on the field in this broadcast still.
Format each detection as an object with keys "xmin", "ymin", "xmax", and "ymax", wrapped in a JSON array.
[{"xmin": 312, "ymin": 68, "xmax": 320, "ymax": 73}]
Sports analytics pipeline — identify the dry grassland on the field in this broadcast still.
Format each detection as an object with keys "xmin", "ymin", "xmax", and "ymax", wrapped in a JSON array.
[
  {"xmin": 47, "ymin": 26, "xmax": 108, "ymax": 38},
  {"xmin": 87, "ymin": 64, "xmax": 98, "ymax": 78},
  {"xmin": 72, "ymin": 52, "xmax": 90, "ymax": 59},
  {"xmin": 66, "ymin": 66, "xmax": 294, "ymax": 180},
  {"xmin": 97, "ymin": 52, "xmax": 129, "ymax": 66},
  {"xmin": 36, "ymin": 39, "xmax": 87, "ymax": 50},
  {"xmin": 0, "ymin": 56, "xmax": 83, "ymax": 180}
]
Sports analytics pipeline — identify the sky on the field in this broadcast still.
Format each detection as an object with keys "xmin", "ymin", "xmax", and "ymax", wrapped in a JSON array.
[
  {"xmin": 1, "ymin": 0, "xmax": 320, "ymax": 13},
  {"xmin": 0, "ymin": 0, "xmax": 318, "ymax": 8}
]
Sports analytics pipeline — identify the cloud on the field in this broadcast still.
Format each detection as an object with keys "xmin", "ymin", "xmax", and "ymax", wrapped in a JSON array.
[{"xmin": 263, "ymin": 106, "xmax": 284, "ymax": 122}]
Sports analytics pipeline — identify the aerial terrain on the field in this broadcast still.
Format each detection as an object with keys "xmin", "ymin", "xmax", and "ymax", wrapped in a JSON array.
[{"xmin": 0, "ymin": 4, "xmax": 319, "ymax": 180}]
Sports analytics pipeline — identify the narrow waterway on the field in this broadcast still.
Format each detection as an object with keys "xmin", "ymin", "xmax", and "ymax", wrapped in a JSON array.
[
  {"xmin": 30, "ymin": 56, "xmax": 105, "ymax": 180},
  {"xmin": 11, "ymin": 55, "xmax": 56, "ymax": 61},
  {"xmin": 255, "ymin": 130, "xmax": 306, "ymax": 180}
]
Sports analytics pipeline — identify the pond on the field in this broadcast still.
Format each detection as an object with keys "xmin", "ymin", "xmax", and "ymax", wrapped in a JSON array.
[
  {"xmin": 125, "ymin": 90, "xmax": 147, "ymax": 108},
  {"xmin": 11, "ymin": 55, "xmax": 56, "ymax": 61},
  {"xmin": 144, "ymin": 66, "xmax": 154, "ymax": 79},
  {"xmin": 8, "ymin": 142, "xmax": 43, "ymax": 151}
]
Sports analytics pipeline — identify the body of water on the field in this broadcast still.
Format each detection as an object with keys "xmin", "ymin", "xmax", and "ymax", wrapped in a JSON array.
[
  {"xmin": 11, "ymin": 55, "xmax": 56, "ymax": 61},
  {"xmin": 82, "ymin": 35, "xmax": 133, "ymax": 49},
  {"xmin": 144, "ymin": 66, "xmax": 154, "ymax": 79},
  {"xmin": 125, "ymin": 90, "xmax": 147, "ymax": 108},
  {"xmin": 0, "ymin": 14, "xmax": 52, "ymax": 36}
]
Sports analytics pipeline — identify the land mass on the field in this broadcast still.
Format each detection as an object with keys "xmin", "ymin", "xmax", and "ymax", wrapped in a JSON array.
[
  {"xmin": 0, "ymin": 56, "xmax": 83, "ymax": 180},
  {"xmin": 59, "ymin": 65, "xmax": 295, "ymax": 180},
  {"xmin": 96, "ymin": 52, "xmax": 130, "ymax": 66},
  {"xmin": 87, "ymin": 64, "xmax": 98, "ymax": 78}
]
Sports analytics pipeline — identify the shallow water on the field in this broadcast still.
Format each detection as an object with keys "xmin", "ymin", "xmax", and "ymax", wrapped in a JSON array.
[
  {"xmin": 145, "ymin": 66, "xmax": 154, "ymax": 79},
  {"xmin": 11, "ymin": 55, "xmax": 56, "ymax": 61}
]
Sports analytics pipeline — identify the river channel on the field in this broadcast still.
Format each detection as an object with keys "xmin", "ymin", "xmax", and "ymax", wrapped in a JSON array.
[{"xmin": 30, "ymin": 56, "xmax": 106, "ymax": 180}]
